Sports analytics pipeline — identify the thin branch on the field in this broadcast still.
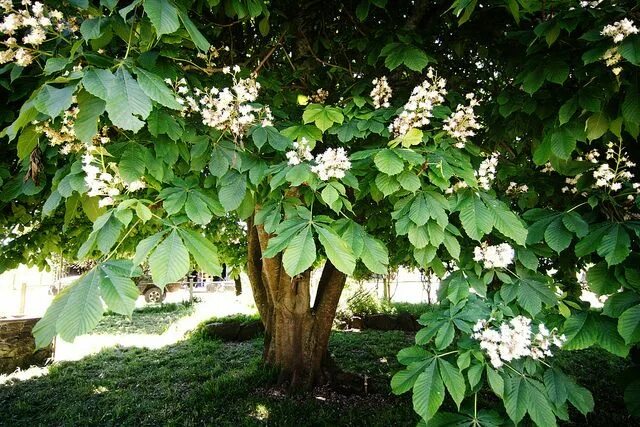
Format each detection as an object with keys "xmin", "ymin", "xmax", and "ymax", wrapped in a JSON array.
[{"xmin": 253, "ymin": 32, "xmax": 287, "ymax": 76}]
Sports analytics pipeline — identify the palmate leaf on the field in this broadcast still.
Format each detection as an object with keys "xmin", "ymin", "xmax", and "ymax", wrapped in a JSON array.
[
  {"xmin": 55, "ymin": 268, "xmax": 104, "ymax": 342},
  {"xmin": 618, "ymin": 304, "xmax": 640, "ymax": 345},
  {"xmin": 34, "ymin": 85, "xmax": 76, "ymax": 119},
  {"xmin": 437, "ymin": 358, "xmax": 466, "ymax": 409},
  {"xmin": 99, "ymin": 260, "xmax": 139, "ymax": 315},
  {"xmin": 148, "ymin": 229, "xmax": 190, "ymax": 288},
  {"xmin": 218, "ymin": 171, "xmax": 247, "ymax": 212},
  {"xmin": 179, "ymin": 228, "xmax": 223, "ymax": 277},
  {"xmin": 458, "ymin": 193, "xmax": 493, "ymax": 241},
  {"xmin": 374, "ymin": 149, "xmax": 404, "ymax": 176},
  {"xmin": 302, "ymin": 103, "xmax": 344, "ymax": 132},
  {"xmin": 314, "ymin": 225, "xmax": 356, "ymax": 275},
  {"xmin": 134, "ymin": 67, "xmax": 183, "ymax": 110},
  {"xmin": 413, "ymin": 361, "xmax": 445, "ymax": 422},
  {"xmin": 360, "ymin": 233, "xmax": 389, "ymax": 274},
  {"xmin": 526, "ymin": 379, "xmax": 557, "ymax": 427},
  {"xmin": 505, "ymin": 376, "xmax": 528, "ymax": 424},
  {"xmin": 282, "ymin": 225, "xmax": 316, "ymax": 276},
  {"xmin": 144, "ymin": 0, "xmax": 180, "ymax": 36},
  {"xmin": 482, "ymin": 194, "xmax": 527, "ymax": 245},
  {"xmin": 391, "ymin": 359, "xmax": 432, "ymax": 394}
]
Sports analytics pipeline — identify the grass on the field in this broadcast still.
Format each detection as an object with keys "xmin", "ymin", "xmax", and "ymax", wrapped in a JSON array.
[
  {"xmin": 91, "ymin": 302, "xmax": 196, "ymax": 335},
  {"xmin": 0, "ymin": 316, "xmax": 636, "ymax": 426},
  {"xmin": 388, "ymin": 302, "xmax": 433, "ymax": 318},
  {"xmin": 0, "ymin": 329, "xmax": 417, "ymax": 426}
]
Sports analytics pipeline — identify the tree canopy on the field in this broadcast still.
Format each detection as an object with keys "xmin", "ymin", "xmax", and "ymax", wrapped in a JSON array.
[{"xmin": 1, "ymin": 0, "xmax": 639, "ymax": 424}]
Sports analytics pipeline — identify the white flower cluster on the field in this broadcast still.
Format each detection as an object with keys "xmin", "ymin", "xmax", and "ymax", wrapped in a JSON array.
[
  {"xmin": 506, "ymin": 181, "xmax": 529, "ymax": 195},
  {"xmin": 181, "ymin": 66, "xmax": 273, "ymax": 139},
  {"xmin": 473, "ymin": 242, "xmax": 515, "ymax": 269},
  {"xmin": 594, "ymin": 142, "xmax": 638, "ymax": 198},
  {"xmin": 310, "ymin": 88, "xmax": 329, "ymax": 104},
  {"xmin": 286, "ymin": 137, "xmax": 314, "ymax": 166},
  {"xmin": 602, "ymin": 47, "xmax": 623, "ymax": 75},
  {"xmin": 580, "ymin": 0, "xmax": 603, "ymax": 7},
  {"xmin": 82, "ymin": 151, "xmax": 145, "ymax": 208},
  {"xmin": 370, "ymin": 76, "xmax": 392, "ymax": 109},
  {"xmin": 473, "ymin": 316, "xmax": 566, "ymax": 369},
  {"xmin": 310, "ymin": 147, "xmax": 351, "ymax": 181},
  {"xmin": 602, "ymin": 18, "xmax": 638, "ymax": 43},
  {"xmin": 389, "ymin": 67, "xmax": 447, "ymax": 136},
  {"xmin": 443, "ymin": 93, "xmax": 481, "ymax": 148},
  {"xmin": 475, "ymin": 152, "xmax": 499, "ymax": 190},
  {"xmin": 0, "ymin": 0, "xmax": 75, "ymax": 67},
  {"xmin": 444, "ymin": 180, "xmax": 469, "ymax": 194}
]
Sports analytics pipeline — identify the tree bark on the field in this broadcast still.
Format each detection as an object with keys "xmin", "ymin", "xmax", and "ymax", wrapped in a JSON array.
[{"xmin": 246, "ymin": 216, "xmax": 347, "ymax": 390}]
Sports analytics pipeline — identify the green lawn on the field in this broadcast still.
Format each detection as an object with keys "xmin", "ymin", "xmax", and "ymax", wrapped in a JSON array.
[
  {"xmin": 0, "ymin": 327, "xmax": 635, "ymax": 426},
  {"xmin": 91, "ymin": 302, "xmax": 196, "ymax": 336}
]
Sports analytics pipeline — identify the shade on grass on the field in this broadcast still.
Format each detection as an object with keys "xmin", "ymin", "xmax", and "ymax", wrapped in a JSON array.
[{"xmin": 0, "ymin": 329, "xmax": 633, "ymax": 426}]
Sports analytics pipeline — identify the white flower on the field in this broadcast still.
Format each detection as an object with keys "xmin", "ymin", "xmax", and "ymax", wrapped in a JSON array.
[
  {"xmin": 602, "ymin": 19, "xmax": 638, "ymax": 43},
  {"xmin": 475, "ymin": 152, "xmax": 499, "ymax": 190},
  {"xmin": 389, "ymin": 67, "xmax": 447, "ymax": 136},
  {"xmin": 443, "ymin": 93, "xmax": 481, "ymax": 147},
  {"xmin": 311, "ymin": 147, "xmax": 351, "ymax": 180},
  {"xmin": 370, "ymin": 76, "xmax": 392, "ymax": 109},
  {"xmin": 286, "ymin": 137, "xmax": 314, "ymax": 166},
  {"xmin": 473, "ymin": 242, "xmax": 514, "ymax": 269},
  {"xmin": 473, "ymin": 316, "xmax": 565, "ymax": 368}
]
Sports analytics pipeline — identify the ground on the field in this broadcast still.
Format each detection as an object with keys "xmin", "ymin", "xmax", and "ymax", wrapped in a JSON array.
[{"xmin": 0, "ymin": 321, "xmax": 635, "ymax": 426}]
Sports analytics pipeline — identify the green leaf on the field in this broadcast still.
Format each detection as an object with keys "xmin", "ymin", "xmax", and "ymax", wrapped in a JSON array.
[
  {"xmin": 459, "ymin": 194, "xmax": 493, "ymax": 241},
  {"xmin": 374, "ymin": 149, "xmax": 404, "ymax": 175},
  {"xmin": 17, "ymin": 126, "xmax": 38, "ymax": 160},
  {"xmin": 302, "ymin": 104, "xmax": 344, "ymax": 132},
  {"xmin": 413, "ymin": 361, "xmax": 445, "ymax": 422},
  {"xmin": 566, "ymin": 381, "xmax": 595, "ymax": 415},
  {"xmin": 282, "ymin": 226, "xmax": 316, "ymax": 276},
  {"xmin": 360, "ymin": 234, "xmax": 389, "ymax": 274},
  {"xmin": 586, "ymin": 262, "xmax": 622, "ymax": 295},
  {"xmin": 619, "ymin": 35, "xmax": 640, "ymax": 65},
  {"xmin": 179, "ymin": 228, "xmax": 223, "ymax": 277},
  {"xmin": 397, "ymin": 170, "xmax": 421, "ymax": 192},
  {"xmin": 148, "ymin": 229, "xmax": 190, "ymax": 288},
  {"xmin": 144, "ymin": 0, "xmax": 180, "ymax": 36},
  {"xmin": 43, "ymin": 57, "xmax": 70, "ymax": 75},
  {"xmin": 75, "ymin": 90, "xmax": 106, "ymax": 143},
  {"xmin": 106, "ymin": 67, "xmax": 153, "ymax": 132},
  {"xmin": 82, "ymin": 68, "xmax": 115, "ymax": 100},
  {"xmin": 550, "ymin": 128, "xmax": 576, "ymax": 159},
  {"xmin": 483, "ymin": 195, "xmax": 527, "ymax": 245},
  {"xmin": 185, "ymin": 192, "xmax": 213, "ymax": 225},
  {"xmin": 391, "ymin": 359, "xmax": 431, "ymax": 394},
  {"xmin": 487, "ymin": 366, "xmax": 504, "ymax": 399},
  {"xmin": 517, "ymin": 278, "xmax": 557, "ymax": 316},
  {"xmin": 34, "ymin": 85, "xmax": 76, "ymax": 119},
  {"xmin": 132, "ymin": 231, "xmax": 167, "ymax": 267},
  {"xmin": 585, "ymin": 112, "xmax": 609, "ymax": 140},
  {"xmin": 438, "ymin": 359, "xmax": 465, "ymax": 409},
  {"xmin": 33, "ymin": 285, "xmax": 74, "ymax": 348},
  {"xmin": 505, "ymin": 376, "xmax": 528, "ymax": 424},
  {"xmin": 80, "ymin": 16, "xmax": 107, "ymax": 40},
  {"xmin": 218, "ymin": 171, "xmax": 247, "ymax": 212},
  {"xmin": 314, "ymin": 225, "xmax": 356, "ymax": 275},
  {"xmin": 56, "ymin": 268, "xmax": 105, "ymax": 342},
  {"xmin": 134, "ymin": 67, "xmax": 183, "ymax": 110},
  {"xmin": 597, "ymin": 224, "xmax": 630, "ymax": 265},
  {"xmin": 618, "ymin": 305, "xmax": 640, "ymax": 345},
  {"xmin": 99, "ymin": 261, "xmax": 138, "ymax": 315},
  {"xmin": 544, "ymin": 368, "xmax": 568, "ymax": 403},
  {"xmin": 176, "ymin": 8, "xmax": 210, "ymax": 51},
  {"xmin": 526, "ymin": 380, "xmax": 557, "ymax": 427},
  {"xmin": 544, "ymin": 217, "xmax": 572, "ymax": 253}
]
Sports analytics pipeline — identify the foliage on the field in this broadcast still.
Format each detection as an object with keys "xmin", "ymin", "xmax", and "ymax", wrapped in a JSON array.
[{"xmin": 0, "ymin": 0, "xmax": 639, "ymax": 424}]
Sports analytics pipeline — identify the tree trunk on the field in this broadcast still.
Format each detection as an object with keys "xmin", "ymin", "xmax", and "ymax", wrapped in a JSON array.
[{"xmin": 246, "ymin": 216, "xmax": 347, "ymax": 390}]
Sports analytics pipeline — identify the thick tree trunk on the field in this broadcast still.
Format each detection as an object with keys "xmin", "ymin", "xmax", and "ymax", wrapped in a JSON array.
[{"xmin": 246, "ymin": 216, "xmax": 347, "ymax": 390}]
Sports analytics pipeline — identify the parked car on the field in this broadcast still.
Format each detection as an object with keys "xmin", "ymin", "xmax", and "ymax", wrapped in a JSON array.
[
  {"xmin": 50, "ymin": 274, "xmax": 184, "ymax": 303},
  {"xmin": 135, "ymin": 276, "xmax": 183, "ymax": 303}
]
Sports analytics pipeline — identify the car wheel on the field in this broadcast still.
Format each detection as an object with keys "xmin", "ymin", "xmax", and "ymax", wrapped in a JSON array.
[{"xmin": 144, "ymin": 286, "xmax": 165, "ymax": 303}]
